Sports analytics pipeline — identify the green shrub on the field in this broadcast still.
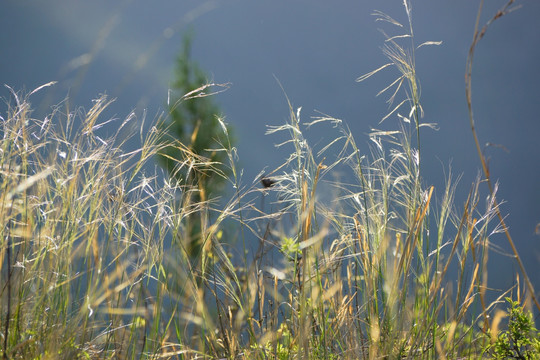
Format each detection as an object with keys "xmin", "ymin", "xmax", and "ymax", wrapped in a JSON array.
[{"xmin": 485, "ymin": 298, "xmax": 540, "ymax": 359}]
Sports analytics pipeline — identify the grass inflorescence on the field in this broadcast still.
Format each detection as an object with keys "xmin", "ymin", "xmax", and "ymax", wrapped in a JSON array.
[{"xmin": 1, "ymin": 1, "xmax": 537, "ymax": 359}]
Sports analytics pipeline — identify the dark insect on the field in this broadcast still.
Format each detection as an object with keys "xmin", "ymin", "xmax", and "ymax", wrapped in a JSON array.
[{"xmin": 261, "ymin": 177, "xmax": 276, "ymax": 188}]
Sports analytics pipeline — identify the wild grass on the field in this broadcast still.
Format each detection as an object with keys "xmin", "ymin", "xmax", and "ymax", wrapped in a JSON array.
[{"xmin": 1, "ymin": 1, "xmax": 537, "ymax": 359}]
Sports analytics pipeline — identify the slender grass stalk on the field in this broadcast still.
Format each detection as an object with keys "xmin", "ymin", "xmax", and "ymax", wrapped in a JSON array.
[{"xmin": 465, "ymin": 0, "xmax": 540, "ymax": 314}]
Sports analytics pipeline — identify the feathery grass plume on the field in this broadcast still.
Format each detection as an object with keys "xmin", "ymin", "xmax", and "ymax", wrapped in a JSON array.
[
  {"xmin": 0, "ymin": 1, "xmax": 529, "ymax": 359},
  {"xmin": 0, "ymin": 84, "xmax": 207, "ymax": 358}
]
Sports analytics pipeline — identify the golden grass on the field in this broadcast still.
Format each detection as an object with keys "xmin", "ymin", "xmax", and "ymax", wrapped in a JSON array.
[{"xmin": 1, "ymin": 1, "xmax": 536, "ymax": 359}]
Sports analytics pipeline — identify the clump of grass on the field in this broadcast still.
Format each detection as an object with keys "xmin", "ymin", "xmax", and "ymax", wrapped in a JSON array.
[
  {"xmin": 1, "ymin": 1, "xmax": 536, "ymax": 359},
  {"xmin": 0, "ymin": 80, "xmax": 237, "ymax": 358}
]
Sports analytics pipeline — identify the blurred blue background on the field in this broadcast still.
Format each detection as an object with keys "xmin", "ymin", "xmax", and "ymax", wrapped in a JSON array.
[{"xmin": 1, "ymin": 0, "xmax": 539, "ymax": 297}]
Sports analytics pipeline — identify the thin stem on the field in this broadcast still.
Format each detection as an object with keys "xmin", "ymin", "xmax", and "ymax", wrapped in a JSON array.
[{"xmin": 465, "ymin": 0, "xmax": 539, "ymax": 313}]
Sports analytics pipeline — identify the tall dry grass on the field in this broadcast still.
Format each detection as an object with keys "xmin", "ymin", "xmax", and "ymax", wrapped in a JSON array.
[{"xmin": 1, "ymin": 1, "xmax": 536, "ymax": 359}]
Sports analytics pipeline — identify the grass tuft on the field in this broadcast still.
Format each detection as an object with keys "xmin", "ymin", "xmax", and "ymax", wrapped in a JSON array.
[{"xmin": 1, "ymin": 2, "xmax": 536, "ymax": 359}]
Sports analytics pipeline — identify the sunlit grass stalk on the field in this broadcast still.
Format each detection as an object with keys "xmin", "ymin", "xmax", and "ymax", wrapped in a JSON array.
[{"xmin": 465, "ymin": 0, "xmax": 540, "ymax": 314}]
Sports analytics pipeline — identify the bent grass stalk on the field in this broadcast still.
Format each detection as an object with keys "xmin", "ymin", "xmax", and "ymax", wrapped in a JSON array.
[{"xmin": 465, "ymin": 0, "xmax": 539, "ymax": 314}]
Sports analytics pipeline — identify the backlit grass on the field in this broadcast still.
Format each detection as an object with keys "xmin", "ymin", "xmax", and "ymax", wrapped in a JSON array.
[{"xmin": 1, "ymin": 1, "xmax": 537, "ymax": 359}]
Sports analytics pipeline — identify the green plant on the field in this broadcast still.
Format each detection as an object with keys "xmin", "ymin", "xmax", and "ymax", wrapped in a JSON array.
[
  {"xmin": 485, "ymin": 298, "xmax": 540, "ymax": 359},
  {"xmin": 158, "ymin": 31, "xmax": 233, "ymax": 258},
  {"xmin": 159, "ymin": 31, "xmax": 231, "ymax": 196}
]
